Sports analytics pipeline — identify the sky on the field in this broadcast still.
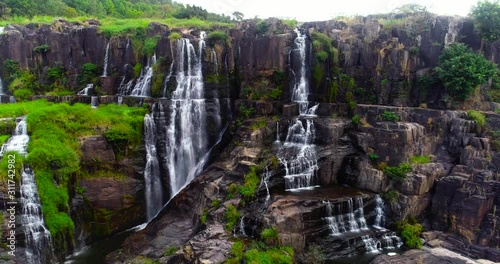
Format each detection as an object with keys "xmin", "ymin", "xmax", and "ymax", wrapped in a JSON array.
[{"xmin": 175, "ymin": 0, "xmax": 479, "ymax": 21}]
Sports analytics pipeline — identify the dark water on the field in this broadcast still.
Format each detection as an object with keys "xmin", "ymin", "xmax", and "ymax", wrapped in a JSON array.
[{"xmin": 64, "ymin": 226, "xmax": 139, "ymax": 264}]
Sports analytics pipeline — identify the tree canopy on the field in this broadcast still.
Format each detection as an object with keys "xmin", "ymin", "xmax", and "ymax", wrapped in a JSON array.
[
  {"xmin": 471, "ymin": 0, "xmax": 500, "ymax": 41},
  {"xmin": 434, "ymin": 43, "xmax": 498, "ymax": 101}
]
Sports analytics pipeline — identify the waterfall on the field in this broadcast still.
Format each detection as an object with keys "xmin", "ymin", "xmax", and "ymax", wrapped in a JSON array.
[
  {"xmin": 77, "ymin": 84, "xmax": 93, "ymax": 96},
  {"xmin": 277, "ymin": 29, "xmax": 319, "ymax": 191},
  {"xmin": 101, "ymin": 42, "xmax": 110, "ymax": 77},
  {"xmin": 324, "ymin": 201, "xmax": 340, "ymax": 235},
  {"xmin": 143, "ymin": 113, "xmax": 164, "ymax": 221},
  {"xmin": 162, "ymin": 62, "xmax": 175, "ymax": 98},
  {"xmin": 2, "ymin": 118, "xmax": 53, "ymax": 263},
  {"xmin": 362, "ymin": 235, "xmax": 381, "ymax": 253},
  {"xmin": 355, "ymin": 197, "xmax": 369, "ymax": 230},
  {"xmin": 165, "ymin": 32, "xmax": 210, "ymax": 196},
  {"xmin": 259, "ymin": 167, "xmax": 271, "ymax": 207},
  {"xmin": 91, "ymin": 96, "xmax": 98, "ymax": 108},
  {"xmin": 236, "ymin": 216, "xmax": 247, "ymax": 237},
  {"xmin": 130, "ymin": 54, "xmax": 156, "ymax": 97},
  {"xmin": 212, "ymin": 49, "xmax": 218, "ymax": 76},
  {"xmin": 0, "ymin": 76, "xmax": 4, "ymax": 95},
  {"xmin": 118, "ymin": 96, "xmax": 123, "ymax": 106},
  {"xmin": 9, "ymin": 96, "xmax": 16, "ymax": 103},
  {"xmin": 381, "ymin": 232, "xmax": 403, "ymax": 249},
  {"xmin": 373, "ymin": 194, "xmax": 385, "ymax": 229},
  {"xmin": 118, "ymin": 78, "xmax": 133, "ymax": 96},
  {"xmin": 0, "ymin": 27, "xmax": 4, "ymax": 34},
  {"xmin": 346, "ymin": 198, "xmax": 360, "ymax": 232},
  {"xmin": 21, "ymin": 166, "xmax": 53, "ymax": 264},
  {"xmin": 0, "ymin": 118, "xmax": 30, "ymax": 156}
]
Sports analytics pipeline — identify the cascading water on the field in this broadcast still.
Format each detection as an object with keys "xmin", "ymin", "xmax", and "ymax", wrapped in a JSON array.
[
  {"xmin": 117, "ymin": 96, "xmax": 123, "ymax": 106},
  {"xmin": 354, "ymin": 197, "xmax": 369, "ymax": 230},
  {"xmin": 381, "ymin": 232, "xmax": 403, "ymax": 249},
  {"xmin": 362, "ymin": 235, "xmax": 381, "ymax": 253},
  {"xmin": 324, "ymin": 201, "xmax": 340, "ymax": 235},
  {"xmin": 259, "ymin": 167, "xmax": 271, "ymax": 207},
  {"xmin": 1, "ymin": 118, "xmax": 53, "ymax": 263},
  {"xmin": 130, "ymin": 54, "xmax": 156, "ymax": 97},
  {"xmin": 211, "ymin": 49, "xmax": 218, "ymax": 76},
  {"xmin": 373, "ymin": 194, "xmax": 385, "ymax": 229},
  {"xmin": 91, "ymin": 96, "xmax": 98, "ymax": 108},
  {"xmin": 165, "ymin": 32, "xmax": 210, "ymax": 196},
  {"xmin": 21, "ymin": 166, "xmax": 53, "ymax": 264},
  {"xmin": 101, "ymin": 42, "xmax": 110, "ymax": 77},
  {"xmin": 162, "ymin": 62, "xmax": 175, "ymax": 98},
  {"xmin": 77, "ymin": 84, "xmax": 93, "ymax": 96},
  {"xmin": 323, "ymin": 197, "xmax": 370, "ymax": 235},
  {"xmin": 278, "ymin": 29, "xmax": 319, "ymax": 191},
  {"xmin": 0, "ymin": 75, "xmax": 4, "ymax": 95},
  {"xmin": 143, "ymin": 113, "xmax": 164, "ymax": 221}
]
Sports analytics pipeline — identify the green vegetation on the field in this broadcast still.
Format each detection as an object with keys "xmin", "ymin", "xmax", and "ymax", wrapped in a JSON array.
[
  {"xmin": 471, "ymin": 0, "xmax": 500, "ymax": 41},
  {"xmin": 206, "ymin": 31, "xmax": 229, "ymax": 47},
  {"xmin": 144, "ymin": 36, "xmax": 160, "ymax": 56},
  {"xmin": 397, "ymin": 219, "xmax": 423, "ymax": 249},
  {"xmin": 239, "ymin": 166, "xmax": 260, "ymax": 200},
  {"xmin": 250, "ymin": 117, "xmax": 268, "ymax": 131},
  {"xmin": 227, "ymin": 183, "xmax": 239, "ymax": 199},
  {"xmin": 0, "ymin": 100, "xmax": 147, "ymax": 241},
  {"xmin": 200, "ymin": 210, "xmax": 208, "ymax": 224},
  {"xmin": 491, "ymin": 130, "xmax": 500, "ymax": 151},
  {"xmin": 33, "ymin": 44, "xmax": 51, "ymax": 54},
  {"xmin": 382, "ymin": 190, "xmax": 400, "ymax": 203},
  {"xmin": 0, "ymin": 134, "xmax": 10, "ymax": 145},
  {"xmin": 226, "ymin": 241, "xmax": 245, "ymax": 264},
  {"xmin": 467, "ymin": 110, "xmax": 486, "ymax": 128},
  {"xmin": 244, "ymin": 246, "xmax": 294, "ymax": 264},
  {"xmin": 368, "ymin": 153, "xmax": 379, "ymax": 162},
  {"xmin": 164, "ymin": 246, "xmax": 178, "ymax": 257},
  {"xmin": 435, "ymin": 43, "xmax": 498, "ymax": 101},
  {"xmin": 409, "ymin": 155, "xmax": 432, "ymax": 164},
  {"xmin": 168, "ymin": 32, "xmax": 182, "ymax": 42},
  {"xmin": 256, "ymin": 21, "xmax": 269, "ymax": 36},
  {"xmin": 261, "ymin": 227, "xmax": 279, "ymax": 245},
  {"xmin": 211, "ymin": 199, "xmax": 222, "ymax": 208},
  {"xmin": 224, "ymin": 204, "xmax": 240, "ymax": 230},
  {"xmin": 384, "ymin": 162, "xmax": 412, "ymax": 181},
  {"xmin": 351, "ymin": 115, "xmax": 360, "ymax": 126},
  {"xmin": 79, "ymin": 63, "xmax": 98, "ymax": 85},
  {"xmin": 381, "ymin": 111, "xmax": 400, "ymax": 122},
  {"xmin": 239, "ymin": 105, "xmax": 255, "ymax": 119}
]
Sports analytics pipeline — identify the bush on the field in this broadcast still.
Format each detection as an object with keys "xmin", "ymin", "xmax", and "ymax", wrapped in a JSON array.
[
  {"xmin": 164, "ymin": 246, "xmax": 178, "ymax": 257},
  {"xmin": 400, "ymin": 222, "xmax": 423, "ymax": 249},
  {"xmin": 250, "ymin": 117, "xmax": 267, "ymax": 131},
  {"xmin": 239, "ymin": 105, "xmax": 255, "ymax": 119},
  {"xmin": 239, "ymin": 166, "xmax": 260, "ymax": 200},
  {"xmin": 33, "ymin": 44, "xmax": 50, "ymax": 54},
  {"xmin": 80, "ymin": 63, "xmax": 98, "ymax": 84},
  {"xmin": 211, "ymin": 199, "xmax": 221, "ymax": 208},
  {"xmin": 435, "ymin": 43, "xmax": 498, "ymax": 101},
  {"xmin": 144, "ymin": 36, "xmax": 160, "ymax": 56},
  {"xmin": 382, "ymin": 190, "xmax": 400, "ymax": 203},
  {"xmin": 316, "ymin": 50, "xmax": 328, "ymax": 62},
  {"xmin": 225, "ymin": 204, "xmax": 240, "ymax": 230},
  {"xmin": 368, "ymin": 153, "xmax": 379, "ymax": 161},
  {"xmin": 168, "ymin": 32, "xmax": 182, "ymax": 42},
  {"xmin": 256, "ymin": 21, "xmax": 268, "ymax": 36},
  {"xmin": 467, "ymin": 110, "xmax": 486, "ymax": 128},
  {"xmin": 261, "ymin": 227, "xmax": 279, "ymax": 245},
  {"xmin": 207, "ymin": 31, "xmax": 229, "ymax": 46},
  {"xmin": 384, "ymin": 163, "xmax": 412, "ymax": 181},
  {"xmin": 227, "ymin": 183, "xmax": 239, "ymax": 199},
  {"xmin": 471, "ymin": 0, "xmax": 500, "ymax": 41},
  {"xmin": 13, "ymin": 89, "xmax": 33, "ymax": 101},
  {"xmin": 410, "ymin": 155, "xmax": 431, "ymax": 164},
  {"xmin": 226, "ymin": 241, "xmax": 245, "ymax": 264},
  {"xmin": 351, "ymin": 115, "xmax": 361, "ymax": 126},
  {"xmin": 381, "ymin": 111, "xmax": 400, "ymax": 122},
  {"xmin": 244, "ymin": 246, "xmax": 294, "ymax": 264}
]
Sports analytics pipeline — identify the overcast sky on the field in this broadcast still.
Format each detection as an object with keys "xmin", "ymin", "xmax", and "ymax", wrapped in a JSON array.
[{"xmin": 175, "ymin": 0, "xmax": 479, "ymax": 21}]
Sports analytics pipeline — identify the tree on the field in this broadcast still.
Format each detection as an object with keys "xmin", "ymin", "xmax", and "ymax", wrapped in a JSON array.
[
  {"xmin": 434, "ymin": 43, "xmax": 498, "ymax": 101},
  {"xmin": 471, "ymin": 0, "xmax": 500, "ymax": 41},
  {"xmin": 393, "ymin": 3, "xmax": 427, "ymax": 14},
  {"xmin": 232, "ymin": 11, "xmax": 244, "ymax": 21}
]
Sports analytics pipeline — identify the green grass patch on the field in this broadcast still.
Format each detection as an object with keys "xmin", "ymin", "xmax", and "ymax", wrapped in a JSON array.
[
  {"xmin": 224, "ymin": 204, "xmax": 240, "ymax": 231},
  {"xmin": 409, "ymin": 155, "xmax": 431, "ymax": 164},
  {"xmin": 0, "ymin": 134, "xmax": 10, "ymax": 146},
  {"xmin": 261, "ymin": 227, "xmax": 279, "ymax": 245},
  {"xmin": 227, "ymin": 183, "xmax": 239, "ymax": 199},
  {"xmin": 397, "ymin": 219, "xmax": 423, "ymax": 249},
  {"xmin": 381, "ymin": 111, "xmax": 400, "ymax": 122},
  {"xmin": 250, "ymin": 117, "xmax": 268, "ymax": 131},
  {"xmin": 467, "ymin": 110, "xmax": 486, "ymax": 128},
  {"xmin": 164, "ymin": 246, "xmax": 178, "ymax": 257},
  {"xmin": 384, "ymin": 162, "xmax": 412, "ymax": 181},
  {"xmin": 239, "ymin": 167, "xmax": 261, "ymax": 200},
  {"xmin": 211, "ymin": 199, "xmax": 222, "ymax": 208}
]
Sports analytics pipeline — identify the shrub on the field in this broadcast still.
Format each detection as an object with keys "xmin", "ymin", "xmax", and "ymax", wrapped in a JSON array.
[
  {"xmin": 13, "ymin": 89, "xmax": 33, "ymax": 101},
  {"xmin": 80, "ymin": 63, "xmax": 98, "ymax": 84},
  {"xmin": 368, "ymin": 153, "xmax": 379, "ymax": 161},
  {"xmin": 144, "ymin": 36, "xmax": 160, "ymax": 56},
  {"xmin": 133, "ymin": 63, "xmax": 143, "ymax": 78},
  {"xmin": 207, "ymin": 31, "xmax": 228, "ymax": 46},
  {"xmin": 400, "ymin": 222, "xmax": 423, "ymax": 249},
  {"xmin": 381, "ymin": 111, "xmax": 400, "ymax": 122},
  {"xmin": 227, "ymin": 183, "xmax": 239, "ymax": 199},
  {"xmin": 168, "ymin": 32, "xmax": 182, "ymax": 42},
  {"xmin": 382, "ymin": 190, "xmax": 400, "ymax": 203},
  {"xmin": 200, "ymin": 210, "xmax": 208, "ymax": 224},
  {"xmin": 410, "ymin": 155, "xmax": 431, "ymax": 164},
  {"xmin": 239, "ymin": 166, "xmax": 260, "ymax": 200},
  {"xmin": 250, "ymin": 117, "xmax": 267, "ymax": 131},
  {"xmin": 435, "ymin": 43, "xmax": 498, "ymax": 101},
  {"xmin": 351, "ymin": 115, "xmax": 361, "ymax": 126},
  {"xmin": 316, "ymin": 50, "xmax": 328, "ymax": 62},
  {"xmin": 261, "ymin": 227, "xmax": 279, "ymax": 245},
  {"xmin": 33, "ymin": 44, "xmax": 50, "ymax": 54},
  {"xmin": 384, "ymin": 163, "xmax": 412, "ymax": 181},
  {"xmin": 164, "ymin": 246, "xmax": 178, "ymax": 257},
  {"xmin": 211, "ymin": 199, "xmax": 221, "ymax": 208},
  {"xmin": 0, "ymin": 134, "xmax": 10, "ymax": 146},
  {"xmin": 256, "ymin": 21, "xmax": 268, "ymax": 36},
  {"xmin": 239, "ymin": 105, "xmax": 255, "ymax": 119},
  {"xmin": 467, "ymin": 110, "xmax": 486, "ymax": 128},
  {"xmin": 225, "ymin": 204, "xmax": 240, "ymax": 230},
  {"xmin": 244, "ymin": 246, "xmax": 294, "ymax": 264},
  {"xmin": 226, "ymin": 241, "xmax": 245, "ymax": 264}
]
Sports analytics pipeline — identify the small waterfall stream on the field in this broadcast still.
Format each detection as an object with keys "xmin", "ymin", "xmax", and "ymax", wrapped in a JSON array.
[
  {"xmin": 101, "ymin": 42, "xmax": 110, "ymax": 77},
  {"xmin": 143, "ymin": 113, "xmax": 164, "ymax": 221},
  {"xmin": 373, "ymin": 194, "xmax": 386, "ymax": 229},
  {"xmin": 1, "ymin": 118, "xmax": 53, "ymax": 263},
  {"xmin": 277, "ymin": 29, "xmax": 319, "ymax": 191},
  {"xmin": 130, "ymin": 54, "xmax": 156, "ymax": 97},
  {"xmin": 77, "ymin": 84, "xmax": 93, "ymax": 96}
]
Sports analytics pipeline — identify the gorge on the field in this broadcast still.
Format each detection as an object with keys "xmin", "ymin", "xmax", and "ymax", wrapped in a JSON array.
[{"xmin": 0, "ymin": 4, "xmax": 499, "ymax": 264}]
